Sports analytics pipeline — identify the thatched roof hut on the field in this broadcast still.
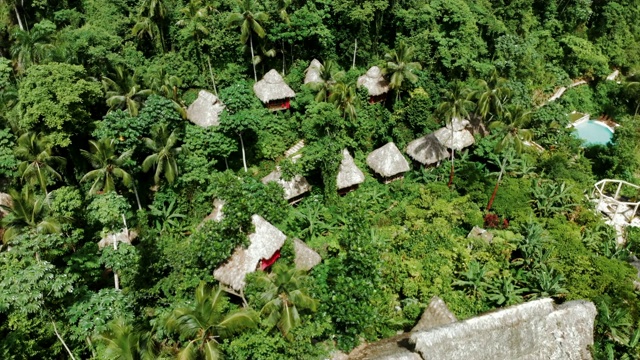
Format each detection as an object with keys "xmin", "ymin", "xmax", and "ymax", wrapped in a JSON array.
[
  {"xmin": 261, "ymin": 167, "xmax": 311, "ymax": 202},
  {"xmin": 214, "ymin": 215, "xmax": 287, "ymax": 291},
  {"xmin": 412, "ymin": 296, "xmax": 457, "ymax": 332},
  {"xmin": 98, "ymin": 230, "xmax": 138, "ymax": 249},
  {"xmin": 293, "ymin": 238, "xmax": 322, "ymax": 271},
  {"xmin": 304, "ymin": 59, "xmax": 323, "ymax": 85},
  {"xmin": 366, "ymin": 142, "xmax": 410, "ymax": 180},
  {"xmin": 433, "ymin": 127, "xmax": 475, "ymax": 151},
  {"xmin": 186, "ymin": 90, "xmax": 225, "ymax": 127},
  {"xmin": 337, "ymin": 149, "xmax": 365, "ymax": 191},
  {"xmin": 357, "ymin": 66, "xmax": 390, "ymax": 97},
  {"xmin": 0, "ymin": 192, "xmax": 12, "ymax": 217},
  {"xmin": 406, "ymin": 134, "xmax": 449, "ymax": 166},
  {"xmin": 253, "ymin": 69, "xmax": 296, "ymax": 106},
  {"xmin": 410, "ymin": 298, "xmax": 596, "ymax": 360},
  {"xmin": 202, "ymin": 199, "xmax": 225, "ymax": 223}
]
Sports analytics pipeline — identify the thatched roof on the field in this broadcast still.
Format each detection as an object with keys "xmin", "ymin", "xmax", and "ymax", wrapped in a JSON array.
[
  {"xmin": 304, "ymin": 59, "xmax": 323, "ymax": 84},
  {"xmin": 406, "ymin": 134, "xmax": 449, "ymax": 165},
  {"xmin": 347, "ymin": 333, "xmax": 420, "ymax": 360},
  {"xmin": 186, "ymin": 90, "xmax": 225, "ymax": 127},
  {"xmin": 357, "ymin": 66, "xmax": 390, "ymax": 96},
  {"xmin": 337, "ymin": 149, "xmax": 365, "ymax": 190},
  {"xmin": 253, "ymin": 69, "xmax": 296, "ymax": 103},
  {"xmin": 203, "ymin": 199, "xmax": 225, "ymax": 223},
  {"xmin": 293, "ymin": 238, "xmax": 322, "ymax": 271},
  {"xmin": 412, "ymin": 296, "xmax": 457, "ymax": 332},
  {"xmin": 366, "ymin": 142, "xmax": 410, "ymax": 178},
  {"xmin": 0, "ymin": 192, "xmax": 12, "ymax": 216},
  {"xmin": 410, "ymin": 298, "xmax": 596, "ymax": 360},
  {"xmin": 433, "ymin": 127, "xmax": 475, "ymax": 151},
  {"xmin": 98, "ymin": 230, "xmax": 138, "ymax": 249},
  {"xmin": 214, "ymin": 215, "xmax": 287, "ymax": 291},
  {"xmin": 261, "ymin": 167, "xmax": 311, "ymax": 201},
  {"xmin": 467, "ymin": 226, "xmax": 493, "ymax": 243}
]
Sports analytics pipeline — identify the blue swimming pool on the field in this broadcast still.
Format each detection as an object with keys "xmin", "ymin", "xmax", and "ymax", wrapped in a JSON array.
[{"xmin": 573, "ymin": 120, "xmax": 614, "ymax": 146}]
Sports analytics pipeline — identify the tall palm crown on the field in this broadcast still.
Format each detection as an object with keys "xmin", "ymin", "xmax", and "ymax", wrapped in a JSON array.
[
  {"xmin": 165, "ymin": 283, "xmax": 257, "ymax": 360},
  {"xmin": 94, "ymin": 318, "xmax": 159, "ymax": 360},
  {"xmin": 384, "ymin": 41, "xmax": 422, "ymax": 100},
  {"xmin": 1, "ymin": 186, "xmax": 61, "ymax": 243},
  {"xmin": 308, "ymin": 60, "xmax": 342, "ymax": 102},
  {"xmin": 329, "ymin": 80, "xmax": 358, "ymax": 120},
  {"xmin": 142, "ymin": 124, "xmax": 181, "ymax": 185},
  {"xmin": 80, "ymin": 138, "xmax": 134, "ymax": 195},
  {"xmin": 227, "ymin": 0, "xmax": 269, "ymax": 82},
  {"xmin": 102, "ymin": 66, "xmax": 152, "ymax": 116},
  {"xmin": 15, "ymin": 132, "xmax": 65, "ymax": 194},
  {"xmin": 437, "ymin": 82, "xmax": 474, "ymax": 187},
  {"xmin": 177, "ymin": 0, "xmax": 211, "ymax": 44},
  {"xmin": 490, "ymin": 105, "xmax": 533, "ymax": 154},
  {"xmin": 258, "ymin": 263, "xmax": 317, "ymax": 338},
  {"xmin": 9, "ymin": 24, "xmax": 55, "ymax": 72},
  {"xmin": 474, "ymin": 71, "xmax": 511, "ymax": 121}
]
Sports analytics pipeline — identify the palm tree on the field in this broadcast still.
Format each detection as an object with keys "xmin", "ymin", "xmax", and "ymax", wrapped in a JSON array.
[
  {"xmin": 328, "ymin": 80, "xmax": 358, "ymax": 120},
  {"xmin": 474, "ymin": 70, "xmax": 510, "ymax": 122},
  {"xmin": 132, "ymin": 16, "xmax": 164, "ymax": 52},
  {"xmin": 227, "ymin": 0, "xmax": 269, "ymax": 82},
  {"xmin": 135, "ymin": 0, "xmax": 168, "ymax": 52},
  {"xmin": 258, "ymin": 263, "xmax": 317, "ymax": 338},
  {"xmin": 165, "ymin": 282, "xmax": 257, "ymax": 359},
  {"xmin": 80, "ymin": 139, "xmax": 134, "ymax": 195},
  {"xmin": 15, "ymin": 133, "xmax": 66, "ymax": 194},
  {"xmin": 176, "ymin": 0, "xmax": 211, "ymax": 60},
  {"xmin": 102, "ymin": 66, "xmax": 153, "ymax": 116},
  {"xmin": 485, "ymin": 105, "xmax": 532, "ymax": 211},
  {"xmin": 9, "ymin": 23, "xmax": 55, "ymax": 72},
  {"xmin": 383, "ymin": 41, "xmax": 422, "ymax": 101},
  {"xmin": 437, "ymin": 82, "xmax": 473, "ymax": 187},
  {"xmin": 142, "ymin": 125, "xmax": 181, "ymax": 185},
  {"xmin": 306, "ymin": 60, "xmax": 342, "ymax": 102},
  {"xmin": 146, "ymin": 69, "xmax": 186, "ymax": 118},
  {"xmin": 94, "ymin": 318, "xmax": 159, "ymax": 360},
  {"xmin": 1, "ymin": 186, "xmax": 61, "ymax": 243}
]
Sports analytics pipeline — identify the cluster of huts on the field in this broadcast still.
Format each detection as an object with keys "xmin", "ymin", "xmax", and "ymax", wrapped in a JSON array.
[{"xmin": 186, "ymin": 60, "xmax": 478, "ymax": 203}]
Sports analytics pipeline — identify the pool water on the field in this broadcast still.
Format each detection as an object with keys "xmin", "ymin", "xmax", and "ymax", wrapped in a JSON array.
[{"xmin": 573, "ymin": 120, "xmax": 614, "ymax": 146}]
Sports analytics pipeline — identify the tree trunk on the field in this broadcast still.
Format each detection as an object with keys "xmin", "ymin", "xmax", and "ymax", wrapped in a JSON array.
[
  {"xmin": 448, "ymin": 149, "xmax": 455, "ymax": 187},
  {"xmin": 448, "ymin": 125, "xmax": 455, "ymax": 187},
  {"xmin": 486, "ymin": 167, "xmax": 504, "ymax": 212},
  {"xmin": 207, "ymin": 56, "xmax": 218, "ymax": 96},
  {"xmin": 52, "ymin": 321, "xmax": 77, "ymax": 360},
  {"xmin": 112, "ymin": 233, "xmax": 120, "ymax": 290},
  {"xmin": 224, "ymin": 157, "xmax": 229, "ymax": 170},
  {"xmin": 239, "ymin": 133, "xmax": 248, "ymax": 172},
  {"xmin": 132, "ymin": 182, "xmax": 142, "ymax": 211},
  {"xmin": 14, "ymin": 6, "xmax": 24, "ymax": 31},
  {"xmin": 282, "ymin": 39, "xmax": 285, "ymax": 75},
  {"xmin": 250, "ymin": 34, "xmax": 257, "ymax": 82},
  {"xmin": 352, "ymin": 38, "xmax": 357, "ymax": 69}
]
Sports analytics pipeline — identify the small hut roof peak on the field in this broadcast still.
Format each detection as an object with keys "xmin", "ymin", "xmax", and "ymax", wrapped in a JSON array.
[
  {"xmin": 366, "ymin": 142, "xmax": 410, "ymax": 178},
  {"xmin": 263, "ymin": 69, "xmax": 284, "ymax": 84},
  {"xmin": 304, "ymin": 60, "xmax": 324, "ymax": 84},
  {"xmin": 254, "ymin": 69, "xmax": 296, "ymax": 103},
  {"xmin": 337, "ymin": 148, "xmax": 365, "ymax": 190},
  {"xmin": 366, "ymin": 66, "xmax": 383, "ymax": 78},
  {"xmin": 310, "ymin": 59, "xmax": 322, "ymax": 68},
  {"xmin": 358, "ymin": 66, "xmax": 390, "ymax": 96}
]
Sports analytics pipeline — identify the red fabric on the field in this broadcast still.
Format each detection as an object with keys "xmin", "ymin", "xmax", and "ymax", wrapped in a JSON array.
[{"xmin": 260, "ymin": 249, "xmax": 281, "ymax": 270}]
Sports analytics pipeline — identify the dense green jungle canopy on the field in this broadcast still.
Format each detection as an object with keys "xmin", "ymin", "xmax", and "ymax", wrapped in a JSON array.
[{"xmin": 3, "ymin": 0, "xmax": 640, "ymax": 358}]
